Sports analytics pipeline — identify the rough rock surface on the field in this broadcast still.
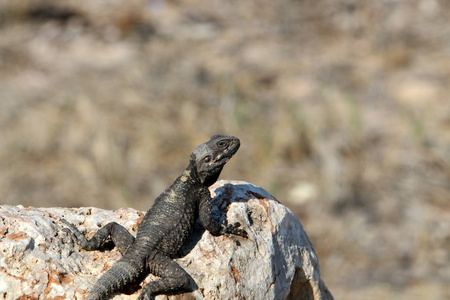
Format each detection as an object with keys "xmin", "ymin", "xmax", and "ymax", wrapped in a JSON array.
[{"xmin": 0, "ymin": 180, "xmax": 333, "ymax": 300}]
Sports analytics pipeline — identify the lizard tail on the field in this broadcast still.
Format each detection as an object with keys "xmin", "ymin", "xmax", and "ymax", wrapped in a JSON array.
[{"xmin": 86, "ymin": 259, "xmax": 144, "ymax": 300}]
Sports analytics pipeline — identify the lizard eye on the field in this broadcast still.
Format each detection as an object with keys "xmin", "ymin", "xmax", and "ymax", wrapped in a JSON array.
[
  {"xmin": 217, "ymin": 140, "xmax": 228, "ymax": 148},
  {"xmin": 203, "ymin": 156, "xmax": 212, "ymax": 163}
]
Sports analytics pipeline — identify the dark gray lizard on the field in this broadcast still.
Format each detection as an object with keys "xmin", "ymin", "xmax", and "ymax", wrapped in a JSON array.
[{"xmin": 63, "ymin": 135, "xmax": 247, "ymax": 300}]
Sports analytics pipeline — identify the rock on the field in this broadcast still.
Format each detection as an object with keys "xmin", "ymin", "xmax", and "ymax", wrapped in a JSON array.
[{"xmin": 0, "ymin": 180, "xmax": 333, "ymax": 300}]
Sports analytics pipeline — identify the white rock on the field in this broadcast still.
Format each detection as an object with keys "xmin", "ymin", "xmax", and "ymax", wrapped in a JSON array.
[{"xmin": 0, "ymin": 180, "xmax": 332, "ymax": 300}]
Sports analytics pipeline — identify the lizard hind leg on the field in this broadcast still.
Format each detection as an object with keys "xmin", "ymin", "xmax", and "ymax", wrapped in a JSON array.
[
  {"xmin": 62, "ymin": 220, "xmax": 135, "ymax": 255},
  {"xmin": 138, "ymin": 252, "xmax": 195, "ymax": 300}
]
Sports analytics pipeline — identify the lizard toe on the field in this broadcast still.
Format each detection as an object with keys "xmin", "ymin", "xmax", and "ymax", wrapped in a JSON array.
[{"xmin": 137, "ymin": 285, "xmax": 154, "ymax": 300}]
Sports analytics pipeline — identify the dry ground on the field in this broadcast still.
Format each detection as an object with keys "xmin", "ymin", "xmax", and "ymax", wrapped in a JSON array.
[{"xmin": 0, "ymin": 0, "xmax": 449, "ymax": 299}]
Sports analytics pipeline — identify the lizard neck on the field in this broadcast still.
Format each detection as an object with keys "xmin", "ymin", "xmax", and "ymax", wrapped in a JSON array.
[
  {"xmin": 173, "ymin": 160, "xmax": 201, "ymax": 187},
  {"xmin": 186, "ymin": 159, "xmax": 223, "ymax": 187}
]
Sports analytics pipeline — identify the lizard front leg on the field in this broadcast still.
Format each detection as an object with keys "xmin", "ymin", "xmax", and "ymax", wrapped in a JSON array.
[
  {"xmin": 62, "ymin": 220, "xmax": 135, "ymax": 255},
  {"xmin": 198, "ymin": 193, "xmax": 248, "ymax": 239}
]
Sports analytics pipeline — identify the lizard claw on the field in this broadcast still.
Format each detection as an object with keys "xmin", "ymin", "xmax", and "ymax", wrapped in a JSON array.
[
  {"xmin": 137, "ymin": 293, "xmax": 154, "ymax": 300},
  {"xmin": 233, "ymin": 228, "xmax": 248, "ymax": 239},
  {"xmin": 223, "ymin": 222, "xmax": 248, "ymax": 239},
  {"xmin": 231, "ymin": 222, "xmax": 242, "ymax": 228},
  {"xmin": 60, "ymin": 220, "xmax": 77, "ymax": 240},
  {"xmin": 137, "ymin": 285, "xmax": 154, "ymax": 300}
]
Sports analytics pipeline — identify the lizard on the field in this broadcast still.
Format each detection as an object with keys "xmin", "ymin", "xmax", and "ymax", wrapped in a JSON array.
[{"xmin": 62, "ymin": 135, "xmax": 247, "ymax": 300}]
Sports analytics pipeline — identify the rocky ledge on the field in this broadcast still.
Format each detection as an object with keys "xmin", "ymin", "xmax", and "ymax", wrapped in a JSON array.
[{"xmin": 0, "ymin": 180, "xmax": 333, "ymax": 300}]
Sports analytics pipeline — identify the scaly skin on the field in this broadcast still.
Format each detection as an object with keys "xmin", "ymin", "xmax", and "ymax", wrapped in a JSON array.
[{"xmin": 63, "ymin": 135, "xmax": 247, "ymax": 300}]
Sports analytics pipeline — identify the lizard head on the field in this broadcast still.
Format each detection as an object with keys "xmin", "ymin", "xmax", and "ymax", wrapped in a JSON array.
[{"xmin": 190, "ymin": 135, "xmax": 240, "ymax": 185}]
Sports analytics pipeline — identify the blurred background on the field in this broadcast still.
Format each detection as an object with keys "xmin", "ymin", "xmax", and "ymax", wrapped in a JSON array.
[{"xmin": 0, "ymin": 0, "xmax": 449, "ymax": 299}]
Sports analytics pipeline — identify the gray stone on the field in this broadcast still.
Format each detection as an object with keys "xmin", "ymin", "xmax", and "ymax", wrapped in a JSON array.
[{"xmin": 0, "ymin": 180, "xmax": 333, "ymax": 300}]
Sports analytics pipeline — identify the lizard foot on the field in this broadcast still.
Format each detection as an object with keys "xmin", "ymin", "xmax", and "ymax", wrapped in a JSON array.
[
  {"xmin": 60, "ymin": 219, "xmax": 89, "ymax": 247},
  {"xmin": 223, "ymin": 221, "xmax": 248, "ymax": 239},
  {"xmin": 137, "ymin": 284, "xmax": 155, "ymax": 300}
]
